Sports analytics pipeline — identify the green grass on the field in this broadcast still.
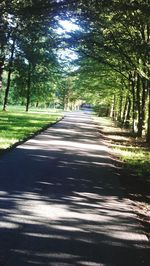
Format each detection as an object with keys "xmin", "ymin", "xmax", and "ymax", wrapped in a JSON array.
[
  {"xmin": 114, "ymin": 146, "xmax": 150, "ymax": 178},
  {"xmin": 0, "ymin": 107, "xmax": 62, "ymax": 150},
  {"xmin": 94, "ymin": 115, "xmax": 150, "ymax": 179}
]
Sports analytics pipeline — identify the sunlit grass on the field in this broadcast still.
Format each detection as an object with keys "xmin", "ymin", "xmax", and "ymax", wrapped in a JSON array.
[
  {"xmin": 94, "ymin": 115, "xmax": 150, "ymax": 179},
  {"xmin": 0, "ymin": 105, "xmax": 63, "ymax": 113},
  {"xmin": 114, "ymin": 146, "xmax": 150, "ymax": 178},
  {"xmin": 0, "ymin": 108, "xmax": 62, "ymax": 150}
]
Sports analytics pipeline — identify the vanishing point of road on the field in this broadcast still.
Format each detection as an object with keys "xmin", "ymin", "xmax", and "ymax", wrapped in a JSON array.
[{"xmin": 0, "ymin": 111, "xmax": 149, "ymax": 266}]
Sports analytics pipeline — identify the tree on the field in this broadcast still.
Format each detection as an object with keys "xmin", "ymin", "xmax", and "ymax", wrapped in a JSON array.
[
  {"xmin": 0, "ymin": 0, "xmax": 74, "ymax": 108},
  {"xmin": 68, "ymin": 0, "xmax": 150, "ymax": 140}
]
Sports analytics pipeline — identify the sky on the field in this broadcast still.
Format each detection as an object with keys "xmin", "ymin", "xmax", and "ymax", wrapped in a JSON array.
[
  {"xmin": 57, "ymin": 20, "xmax": 80, "ymax": 35},
  {"xmin": 56, "ymin": 19, "xmax": 80, "ymax": 70}
]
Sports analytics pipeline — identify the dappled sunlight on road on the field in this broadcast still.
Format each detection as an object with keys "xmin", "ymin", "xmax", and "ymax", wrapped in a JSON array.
[
  {"xmin": 0, "ymin": 111, "xmax": 149, "ymax": 266},
  {"xmin": 20, "ymin": 139, "xmax": 109, "ymax": 153},
  {"xmin": 19, "ymin": 115, "xmax": 109, "ymax": 154},
  {"xmin": 0, "ymin": 187, "xmax": 148, "ymax": 265}
]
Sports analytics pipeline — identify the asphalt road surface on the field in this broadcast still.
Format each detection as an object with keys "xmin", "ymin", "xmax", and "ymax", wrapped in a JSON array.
[{"xmin": 0, "ymin": 111, "xmax": 149, "ymax": 266}]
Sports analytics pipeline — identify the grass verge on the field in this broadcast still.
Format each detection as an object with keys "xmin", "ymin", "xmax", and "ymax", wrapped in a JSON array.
[
  {"xmin": 0, "ymin": 108, "xmax": 62, "ymax": 151},
  {"xmin": 94, "ymin": 116, "xmax": 150, "ymax": 179},
  {"xmin": 114, "ymin": 146, "xmax": 150, "ymax": 179},
  {"xmin": 94, "ymin": 115, "xmax": 150, "ymax": 239}
]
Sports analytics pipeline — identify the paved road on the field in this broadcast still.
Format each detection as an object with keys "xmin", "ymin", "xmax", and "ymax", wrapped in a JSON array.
[{"xmin": 0, "ymin": 111, "xmax": 149, "ymax": 266}]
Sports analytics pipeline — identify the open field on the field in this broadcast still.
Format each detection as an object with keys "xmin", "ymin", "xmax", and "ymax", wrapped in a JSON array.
[{"xmin": 0, "ymin": 106, "xmax": 62, "ymax": 150}]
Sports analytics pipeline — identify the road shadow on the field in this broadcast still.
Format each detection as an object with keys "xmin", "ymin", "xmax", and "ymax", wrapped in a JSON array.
[{"xmin": 0, "ymin": 112, "xmax": 149, "ymax": 266}]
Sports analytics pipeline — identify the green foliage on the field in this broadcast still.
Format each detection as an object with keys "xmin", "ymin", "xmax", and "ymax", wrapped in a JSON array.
[
  {"xmin": 94, "ymin": 104, "xmax": 110, "ymax": 117},
  {"xmin": 1, "ymin": 0, "xmax": 150, "ymax": 141}
]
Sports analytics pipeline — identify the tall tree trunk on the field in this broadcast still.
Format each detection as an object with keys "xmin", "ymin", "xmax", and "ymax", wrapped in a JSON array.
[
  {"xmin": 136, "ymin": 73, "xmax": 143, "ymax": 137},
  {"xmin": 0, "ymin": 57, "xmax": 5, "ymax": 90},
  {"xmin": 110, "ymin": 94, "xmax": 116, "ymax": 120},
  {"xmin": 141, "ymin": 78, "xmax": 147, "ymax": 134},
  {"xmin": 130, "ymin": 72, "xmax": 137, "ymax": 133},
  {"xmin": 136, "ymin": 76, "xmax": 147, "ymax": 138},
  {"xmin": 146, "ymin": 25, "xmax": 150, "ymax": 143},
  {"xmin": 125, "ymin": 96, "xmax": 131, "ymax": 128},
  {"xmin": 146, "ymin": 86, "xmax": 150, "ymax": 144},
  {"xmin": 122, "ymin": 95, "xmax": 131, "ymax": 128},
  {"xmin": 118, "ymin": 87, "xmax": 123, "ymax": 122},
  {"xmin": 122, "ymin": 95, "xmax": 128, "ymax": 125},
  {"xmin": 3, "ymin": 38, "xmax": 16, "ymax": 111},
  {"xmin": 0, "ymin": 35, "xmax": 6, "ymax": 90},
  {"xmin": 26, "ymin": 63, "xmax": 31, "ymax": 112},
  {"xmin": 3, "ymin": 68, "xmax": 11, "ymax": 111}
]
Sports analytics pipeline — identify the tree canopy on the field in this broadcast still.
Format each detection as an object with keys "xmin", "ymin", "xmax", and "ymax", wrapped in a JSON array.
[{"xmin": 0, "ymin": 0, "xmax": 150, "ymax": 142}]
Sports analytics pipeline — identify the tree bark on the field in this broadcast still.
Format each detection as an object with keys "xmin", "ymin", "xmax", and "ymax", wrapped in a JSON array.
[
  {"xmin": 126, "ymin": 96, "xmax": 131, "ymax": 120},
  {"xmin": 0, "ymin": 57, "xmax": 5, "ymax": 90},
  {"xmin": 122, "ymin": 95, "xmax": 131, "ymax": 128},
  {"xmin": 136, "ymin": 73, "xmax": 143, "ymax": 137},
  {"xmin": 130, "ymin": 72, "xmax": 137, "ymax": 133},
  {"xmin": 146, "ymin": 87, "xmax": 150, "ymax": 144},
  {"xmin": 125, "ymin": 97, "xmax": 131, "ymax": 128},
  {"xmin": 110, "ymin": 94, "xmax": 116, "ymax": 120},
  {"xmin": 141, "ymin": 78, "xmax": 147, "ymax": 133},
  {"xmin": 3, "ymin": 38, "xmax": 16, "ymax": 111},
  {"xmin": 136, "ymin": 75, "xmax": 148, "ymax": 138},
  {"xmin": 118, "ymin": 87, "xmax": 123, "ymax": 122},
  {"xmin": 26, "ymin": 63, "xmax": 31, "ymax": 112},
  {"xmin": 122, "ymin": 95, "xmax": 128, "ymax": 125}
]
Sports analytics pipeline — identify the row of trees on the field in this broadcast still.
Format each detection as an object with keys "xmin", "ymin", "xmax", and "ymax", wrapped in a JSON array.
[
  {"xmin": 66, "ymin": 0, "xmax": 150, "ymax": 143},
  {"xmin": 0, "ymin": 0, "xmax": 72, "ymax": 111},
  {"xmin": 0, "ymin": 0, "xmax": 150, "ymax": 143}
]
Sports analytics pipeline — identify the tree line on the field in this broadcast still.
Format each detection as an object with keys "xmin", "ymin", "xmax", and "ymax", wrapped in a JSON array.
[
  {"xmin": 0, "ymin": 0, "xmax": 70, "ymax": 111},
  {"xmin": 0, "ymin": 0, "xmax": 150, "ymax": 143},
  {"xmin": 68, "ymin": 0, "xmax": 150, "ymax": 143}
]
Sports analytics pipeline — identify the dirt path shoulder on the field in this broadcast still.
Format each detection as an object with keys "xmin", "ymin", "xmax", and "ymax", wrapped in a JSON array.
[{"xmin": 94, "ymin": 116, "xmax": 150, "ymax": 240}]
